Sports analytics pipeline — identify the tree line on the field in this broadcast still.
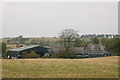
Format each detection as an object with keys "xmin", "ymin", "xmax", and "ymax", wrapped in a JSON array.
[{"xmin": 1, "ymin": 29, "xmax": 120, "ymax": 58}]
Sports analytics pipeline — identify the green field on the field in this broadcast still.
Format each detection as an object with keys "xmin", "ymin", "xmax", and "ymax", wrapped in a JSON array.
[{"xmin": 2, "ymin": 56, "xmax": 118, "ymax": 78}]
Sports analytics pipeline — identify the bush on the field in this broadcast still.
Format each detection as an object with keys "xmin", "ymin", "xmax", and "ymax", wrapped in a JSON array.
[
  {"xmin": 42, "ymin": 55, "xmax": 50, "ymax": 58},
  {"xmin": 24, "ymin": 51, "xmax": 39, "ymax": 58},
  {"xmin": 52, "ymin": 49, "xmax": 76, "ymax": 59},
  {"xmin": 42, "ymin": 54, "xmax": 50, "ymax": 58}
]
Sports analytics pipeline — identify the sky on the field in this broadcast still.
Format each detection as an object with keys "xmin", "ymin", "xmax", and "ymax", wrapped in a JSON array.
[{"xmin": 1, "ymin": 1, "xmax": 118, "ymax": 38}]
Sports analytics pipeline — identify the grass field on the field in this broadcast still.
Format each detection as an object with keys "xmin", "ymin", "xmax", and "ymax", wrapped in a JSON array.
[{"xmin": 2, "ymin": 56, "xmax": 118, "ymax": 78}]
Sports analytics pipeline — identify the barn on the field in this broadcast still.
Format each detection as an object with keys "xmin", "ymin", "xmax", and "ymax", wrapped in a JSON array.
[{"xmin": 7, "ymin": 45, "xmax": 49, "ymax": 59}]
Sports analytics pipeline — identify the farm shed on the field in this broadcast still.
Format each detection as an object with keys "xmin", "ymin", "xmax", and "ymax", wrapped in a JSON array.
[
  {"xmin": 7, "ymin": 45, "xmax": 49, "ymax": 59},
  {"xmin": 74, "ymin": 44, "xmax": 111, "ymax": 58}
]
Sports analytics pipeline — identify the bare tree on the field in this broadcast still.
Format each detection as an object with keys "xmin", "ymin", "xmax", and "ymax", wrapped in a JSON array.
[{"xmin": 59, "ymin": 29, "xmax": 79, "ymax": 50}]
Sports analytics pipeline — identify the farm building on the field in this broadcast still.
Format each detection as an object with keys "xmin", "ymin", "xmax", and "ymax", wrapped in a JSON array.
[
  {"xmin": 7, "ymin": 45, "xmax": 49, "ymax": 59},
  {"xmin": 7, "ymin": 44, "xmax": 112, "ymax": 59},
  {"xmin": 74, "ymin": 44, "xmax": 111, "ymax": 58},
  {"xmin": 45, "ymin": 44, "xmax": 111, "ymax": 58}
]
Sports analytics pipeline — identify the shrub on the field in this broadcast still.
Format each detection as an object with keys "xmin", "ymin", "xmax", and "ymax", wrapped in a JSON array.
[
  {"xmin": 52, "ymin": 49, "xmax": 76, "ymax": 59},
  {"xmin": 24, "ymin": 51, "xmax": 39, "ymax": 58},
  {"xmin": 42, "ymin": 55, "xmax": 50, "ymax": 58},
  {"xmin": 42, "ymin": 54, "xmax": 50, "ymax": 58}
]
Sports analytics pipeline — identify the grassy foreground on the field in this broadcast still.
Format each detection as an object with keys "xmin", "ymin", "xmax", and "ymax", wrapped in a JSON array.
[{"xmin": 2, "ymin": 56, "xmax": 118, "ymax": 78}]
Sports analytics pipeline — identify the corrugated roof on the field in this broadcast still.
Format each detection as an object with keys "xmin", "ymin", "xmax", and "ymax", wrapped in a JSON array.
[{"xmin": 8, "ymin": 45, "xmax": 40, "ymax": 52}]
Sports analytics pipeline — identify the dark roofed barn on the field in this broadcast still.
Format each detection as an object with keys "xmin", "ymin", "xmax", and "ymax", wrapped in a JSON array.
[{"xmin": 7, "ymin": 45, "xmax": 49, "ymax": 59}]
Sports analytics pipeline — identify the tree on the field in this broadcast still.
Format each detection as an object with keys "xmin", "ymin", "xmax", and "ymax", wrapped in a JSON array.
[
  {"xmin": 101, "ymin": 38, "xmax": 120, "ymax": 56},
  {"xmin": 91, "ymin": 37, "xmax": 99, "ymax": 44},
  {"xmin": 74, "ymin": 38, "xmax": 89, "ymax": 47},
  {"xmin": 74, "ymin": 38, "xmax": 81, "ymax": 47},
  {"xmin": 59, "ymin": 29, "xmax": 79, "ymax": 50},
  {"xmin": 0, "ymin": 42, "xmax": 7, "ymax": 58}
]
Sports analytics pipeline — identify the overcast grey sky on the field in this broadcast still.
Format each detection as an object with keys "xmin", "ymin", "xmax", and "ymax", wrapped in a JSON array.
[{"xmin": 2, "ymin": 2, "xmax": 118, "ymax": 37}]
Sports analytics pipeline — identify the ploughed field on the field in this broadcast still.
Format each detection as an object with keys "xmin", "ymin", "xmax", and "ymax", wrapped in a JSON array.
[{"xmin": 2, "ymin": 56, "xmax": 118, "ymax": 78}]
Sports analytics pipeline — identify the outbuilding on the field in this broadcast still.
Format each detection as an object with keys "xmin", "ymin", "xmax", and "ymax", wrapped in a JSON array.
[
  {"xmin": 74, "ymin": 44, "xmax": 111, "ymax": 58},
  {"xmin": 7, "ymin": 45, "xmax": 49, "ymax": 59}
]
